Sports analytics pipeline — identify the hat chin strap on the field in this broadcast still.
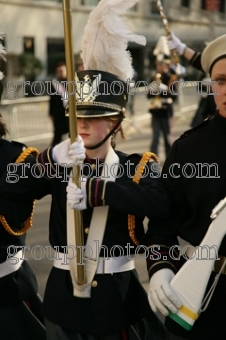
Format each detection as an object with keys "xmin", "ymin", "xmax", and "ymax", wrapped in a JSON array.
[{"xmin": 85, "ymin": 116, "xmax": 123, "ymax": 150}]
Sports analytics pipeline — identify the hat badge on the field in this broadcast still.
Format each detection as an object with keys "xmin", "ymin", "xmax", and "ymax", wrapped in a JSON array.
[{"xmin": 75, "ymin": 73, "xmax": 102, "ymax": 103}]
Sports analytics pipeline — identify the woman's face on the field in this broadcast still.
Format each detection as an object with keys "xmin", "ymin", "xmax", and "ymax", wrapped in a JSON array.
[
  {"xmin": 211, "ymin": 58, "xmax": 226, "ymax": 118},
  {"xmin": 77, "ymin": 117, "xmax": 114, "ymax": 149}
]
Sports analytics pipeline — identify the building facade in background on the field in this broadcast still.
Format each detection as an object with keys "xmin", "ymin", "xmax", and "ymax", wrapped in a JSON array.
[{"xmin": 0, "ymin": 0, "xmax": 226, "ymax": 81}]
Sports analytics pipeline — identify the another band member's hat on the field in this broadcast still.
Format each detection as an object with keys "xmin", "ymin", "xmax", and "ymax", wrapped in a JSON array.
[
  {"xmin": 201, "ymin": 34, "xmax": 226, "ymax": 74},
  {"xmin": 75, "ymin": 51, "xmax": 84, "ymax": 71},
  {"xmin": 153, "ymin": 36, "xmax": 170, "ymax": 57},
  {"xmin": 66, "ymin": 0, "xmax": 146, "ymax": 119}
]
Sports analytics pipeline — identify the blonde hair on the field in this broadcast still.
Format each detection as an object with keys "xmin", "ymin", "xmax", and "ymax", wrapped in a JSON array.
[{"xmin": 105, "ymin": 116, "xmax": 125, "ymax": 148}]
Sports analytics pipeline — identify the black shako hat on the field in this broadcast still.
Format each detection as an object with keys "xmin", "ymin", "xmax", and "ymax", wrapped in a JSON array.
[
  {"xmin": 65, "ymin": 0, "xmax": 146, "ymax": 149},
  {"xmin": 66, "ymin": 69, "xmax": 128, "ymax": 119},
  {"xmin": 66, "ymin": 0, "xmax": 146, "ymax": 120}
]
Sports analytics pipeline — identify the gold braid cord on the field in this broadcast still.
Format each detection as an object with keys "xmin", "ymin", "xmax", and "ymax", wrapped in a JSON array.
[
  {"xmin": 0, "ymin": 147, "xmax": 39, "ymax": 236},
  {"xmin": 128, "ymin": 152, "xmax": 158, "ymax": 246}
]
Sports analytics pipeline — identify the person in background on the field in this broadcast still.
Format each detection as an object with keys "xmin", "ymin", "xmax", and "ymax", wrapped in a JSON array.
[
  {"xmin": 147, "ymin": 34, "xmax": 226, "ymax": 339},
  {"xmin": 49, "ymin": 62, "xmax": 69, "ymax": 147},
  {"xmin": 0, "ymin": 33, "xmax": 45, "ymax": 340},
  {"xmin": 75, "ymin": 52, "xmax": 84, "ymax": 72},
  {"xmin": 0, "ymin": 2, "xmax": 171, "ymax": 339},
  {"xmin": 147, "ymin": 53, "xmax": 177, "ymax": 158},
  {"xmin": 168, "ymin": 33, "xmax": 216, "ymax": 127}
]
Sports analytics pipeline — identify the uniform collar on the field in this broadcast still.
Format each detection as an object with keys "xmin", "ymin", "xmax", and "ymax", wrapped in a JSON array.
[{"xmin": 85, "ymin": 155, "xmax": 104, "ymax": 164}]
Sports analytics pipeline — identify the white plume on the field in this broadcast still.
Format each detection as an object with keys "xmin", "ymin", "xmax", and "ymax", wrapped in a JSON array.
[
  {"xmin": 81, "ymin": 0, "xmax": 146, "ymax": 81},
  {"xmin": 0, "ymin": 33, "xmax": 6, "ymax": 80}
]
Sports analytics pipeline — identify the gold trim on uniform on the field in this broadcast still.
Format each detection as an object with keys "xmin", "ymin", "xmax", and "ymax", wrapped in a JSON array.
[
  {"xmin": 0, "ymin": 147, "xmax": 38, "ymax": 236},
  {"xmin": 46, "ymin": 147, "xmax": 64, "ymax": 175},
  {"xmin": 213, "ymin": 255, "xmax": 226, "ymax": 275},
  {"xmin": 128, "ymin": 152, "xmax": 158, "ymax": 246},
  {"xmin": 36, "ymin": 154, "xmax": 50, "ymax": 180},
  {"xmin": 101, "ymin": 180, "xmax": 107, "ymax": 206},
  {"xmin": 148, "ymin": 260, "xmax": 177, "ymax": 273},
  {"xmin": 88, "ymin": 178, "xmax": 94, "ymax": 207},
  {"xmin": 66, "ymin": 102, "xmax": 126, "ymax": 117}
]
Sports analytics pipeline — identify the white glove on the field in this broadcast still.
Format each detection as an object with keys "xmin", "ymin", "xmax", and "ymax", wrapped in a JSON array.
[
  {"xmin": 67, "ymin": 178, "xmax": 87, "ymax": 210},
  {"xmin": 168, "ymin": 33, "xmax": 186, "ymax": 56},
  {"xmin": 52, "ymin": 136, "xmax": 86, "ymax": 166},
  {"xmin": 148, "ymin": 269, "xmax": 182, "ymax": 316},
  {"xmin": 159, "ymin": 83, "xmax": 168, "ymax": 92}
]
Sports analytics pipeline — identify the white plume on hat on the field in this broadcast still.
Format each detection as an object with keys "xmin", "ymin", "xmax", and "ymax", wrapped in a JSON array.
[
  {"xmin": 0, "ymin": 33, "xmax": 6, "ymax": 80},
  {"xmin": 81, "ymin": 0, "xmax": 146, "ymax": 82}
]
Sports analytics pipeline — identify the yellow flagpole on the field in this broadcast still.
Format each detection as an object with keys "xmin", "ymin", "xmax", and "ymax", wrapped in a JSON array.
[{"xmin": 62, "ymin": 0, "xmax": 85, "ymax": 285}]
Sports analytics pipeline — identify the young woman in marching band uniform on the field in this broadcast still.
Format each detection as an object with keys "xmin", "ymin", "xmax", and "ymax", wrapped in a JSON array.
[
  {"xmin": 0, "ymin": 36, "xmax": 45, "ymax": 340},
  {"xmin": 168, "ymin": 33, "xmax": 216, "ymax": 126},
  {"xmin": 0, "ymin": 1, "xmax": 170, "ymax": 339},
  {"xmin": 147, "ymin": 34, "xmax": 226, "ymax": 339}
]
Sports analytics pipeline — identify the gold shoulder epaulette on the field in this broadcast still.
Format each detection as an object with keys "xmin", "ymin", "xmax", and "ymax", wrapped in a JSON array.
[
  {"xmin": 128, "ymin": 151, "xmax": 158, "ymax": 246},
  {"xmin": 0, "ymin": 147, "xmax": 38, "ymax": 236}
]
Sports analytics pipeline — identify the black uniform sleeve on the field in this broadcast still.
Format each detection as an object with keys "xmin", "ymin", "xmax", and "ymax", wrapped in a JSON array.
[
  {"xmin": 141, "ymin": 142, "xmax": 189, "ymax": 279},
  {"xmin": 86, "ymin": 158, "xmax": 171, "ymax": 218},
  {"xmin": 0, "ymin": 153, "xmax": 52, "ymax": 203},
  {"xmin": 189, "ymin": 51, "xmax": 204, "ymax": 73},
  {"xmin": 0, "ymin": 196, "xmax": 33, "ymax": 224}
]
